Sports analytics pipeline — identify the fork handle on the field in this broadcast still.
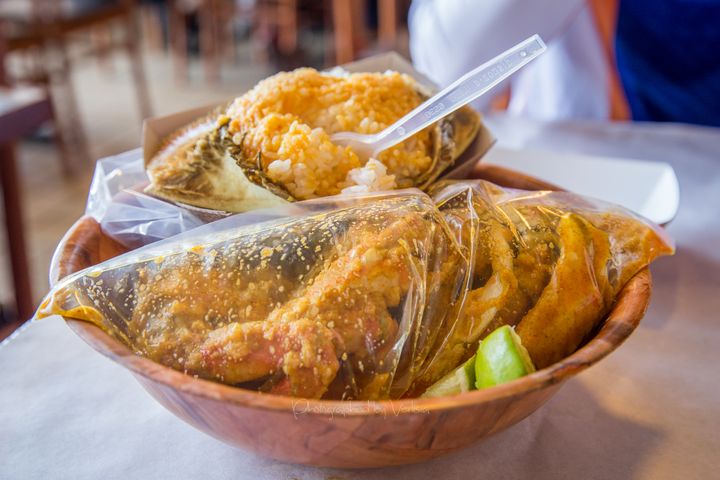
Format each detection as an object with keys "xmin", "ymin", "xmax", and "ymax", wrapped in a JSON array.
[{"xmin": 371, "ymin": 35, "xmax": 546, "ymax": 155}]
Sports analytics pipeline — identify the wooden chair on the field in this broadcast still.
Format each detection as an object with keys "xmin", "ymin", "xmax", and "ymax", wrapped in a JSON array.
[
  {"xmin": 588, "ymin": 0, "xmax": 629, "ymax": 120},
  {"xmin": 168, "ymin": 0, "xmax": 246, "ymax": 82},
  {"xmin": 0, "ymin": 5, "xmax": 85, "ymax": 172},
  {"xmin": 331, "ymin": 0, "xmax": 410, "ymax": 65},
  {"xmin": 168, "ymin": 0, "xmax": 331, "ymax": 82},
  {"xmin": 0, "ymin": 0, "xmax": 153, "ymax": 169},
  {"xmin": 331, "ymin": 0, "xmax": 366, "ymax": 65},
  {"xmin": 0, "ymin": 86, "xmax": 53, "ymax": 328},
  {"xmin": 138, "ymin": 0, "xmax": 167, "ymax": 52},
  {"xmin": 252, "ymin": 0, "xmax": 331, "ymax": 65}
]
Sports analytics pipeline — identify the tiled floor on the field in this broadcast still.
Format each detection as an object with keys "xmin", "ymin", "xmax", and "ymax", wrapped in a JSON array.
[{"xmin": 1, "ymin": 46, "xmax": 278, "ymax": 316}]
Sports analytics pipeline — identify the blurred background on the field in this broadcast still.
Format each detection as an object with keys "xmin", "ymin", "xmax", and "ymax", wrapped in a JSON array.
[{"xmin": 0, "ymin": 0, "xmax": 414, "ymax": 337}]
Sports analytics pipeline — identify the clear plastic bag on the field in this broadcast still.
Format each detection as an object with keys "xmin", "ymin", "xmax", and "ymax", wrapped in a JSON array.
[
  {"xmin": 411, "ymin": 180, "xmax": 674, "ymax": 394},
  {"xmin": 39, "ymin": 181, "xmax": 673, "ymax": 399},
  {"xmin": 85, "ymin": 149, "xmax": 217, "ymax": 249}
]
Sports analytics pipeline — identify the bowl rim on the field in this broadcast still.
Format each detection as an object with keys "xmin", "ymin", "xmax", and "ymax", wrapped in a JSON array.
[{"xmin": 52, "ymin": 164, "xmax": 653, "ymax": 417}]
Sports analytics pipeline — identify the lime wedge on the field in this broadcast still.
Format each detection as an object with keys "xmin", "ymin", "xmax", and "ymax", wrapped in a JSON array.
[
  {"xmin": 421, "ymin": 354, "xmax": 476, "ymax": 398},
  {"xmin": 475, "ymin": 325, "xmax": 535, "ymax": 389}
]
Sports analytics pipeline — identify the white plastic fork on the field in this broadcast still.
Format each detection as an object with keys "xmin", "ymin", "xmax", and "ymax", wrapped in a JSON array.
[{"xmin": 330, "ymin": 34, "xmax": 547, "ymax": 159}]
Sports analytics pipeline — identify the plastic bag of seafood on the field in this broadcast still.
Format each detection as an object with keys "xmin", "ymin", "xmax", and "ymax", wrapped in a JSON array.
[
  {"xmin": 410, "ymin": 180, "xmax": 674, "ymax": 394},
  {"xmin": 38, "ymin": 182, "xmax": 673, "ymax": 400}
]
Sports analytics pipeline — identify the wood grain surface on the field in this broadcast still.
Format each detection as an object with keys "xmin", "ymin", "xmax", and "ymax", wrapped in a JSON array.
[{"xmin": 51, "ymin": 166, "xmax": 653, "ymax": 467}]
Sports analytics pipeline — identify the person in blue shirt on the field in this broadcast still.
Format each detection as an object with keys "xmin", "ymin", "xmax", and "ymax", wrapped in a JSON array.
[{"xmin": 616, "ymin": 0, "xmax": 720, "ymax": 127}]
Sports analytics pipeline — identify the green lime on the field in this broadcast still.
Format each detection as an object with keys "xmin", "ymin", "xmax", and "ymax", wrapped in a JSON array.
[
  {"xmin": 421, "ymin": 354, "xmax": 477, "ymax": 398},
  {"xmin": 475, "ymin": 325, "xmax": 535, "ymax": 389}
]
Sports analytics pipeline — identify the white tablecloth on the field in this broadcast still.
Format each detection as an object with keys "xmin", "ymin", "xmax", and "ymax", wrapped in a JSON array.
[{"xmin": 3, "ymin": 114, "xmax": 719, "ymax": 479}]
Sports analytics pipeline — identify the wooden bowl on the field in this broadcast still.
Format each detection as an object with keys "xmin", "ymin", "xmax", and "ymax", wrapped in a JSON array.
[{"xmin": 50, "ymin": 164, "xmax": 652, "ymax": 468}]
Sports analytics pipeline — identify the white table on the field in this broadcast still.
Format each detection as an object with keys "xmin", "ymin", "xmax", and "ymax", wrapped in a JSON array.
[{"xmin": 2, "ymin": 115, "xmax": 719, "ymax": 479}]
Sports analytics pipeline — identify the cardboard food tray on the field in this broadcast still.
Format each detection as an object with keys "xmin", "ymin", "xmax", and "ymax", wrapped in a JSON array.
[{"xmin": 142, "ymin": 51, "xmax": 495, "ymax": 189}]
